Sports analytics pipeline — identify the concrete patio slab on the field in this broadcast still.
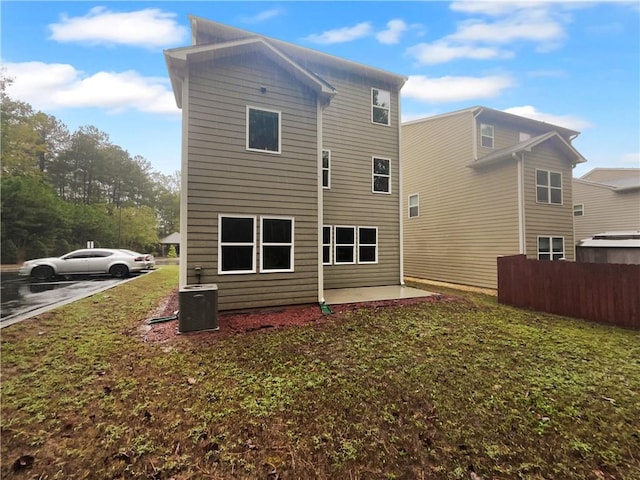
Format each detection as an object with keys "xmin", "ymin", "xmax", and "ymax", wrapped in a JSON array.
[{"xmin": 323, "ymin": 284, "xmax": 435, "ymax": 305}]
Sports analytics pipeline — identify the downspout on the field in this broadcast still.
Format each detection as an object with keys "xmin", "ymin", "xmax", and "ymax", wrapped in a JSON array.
[
  {"xmin": 398, "ymin": 93, "xmax": 405, "ymax": 286},
  {"xmin": 472, "ymin": 108, "xmax": 483, "ymax": 160},
  {"xmin": 179, "ymin": 73, "xmax": 189, "ymax": 289},
  {"xmin": 514, "ymin": 152, "xmax": 526, "ymax": 254},
  {"xmin": 317, "ymin": 97, "xmax": 325, "ymax": 304}
]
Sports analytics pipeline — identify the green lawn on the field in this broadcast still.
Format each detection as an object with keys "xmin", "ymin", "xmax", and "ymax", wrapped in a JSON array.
[{"xmin": 1, "ymin": 266, "xmax": 639, "ymax": 479}]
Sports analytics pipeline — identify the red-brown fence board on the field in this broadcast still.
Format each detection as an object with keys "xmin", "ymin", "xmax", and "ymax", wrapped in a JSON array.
[{"xmin": 497, "ymin": 255, "xmax": 640, "ymax": 329}]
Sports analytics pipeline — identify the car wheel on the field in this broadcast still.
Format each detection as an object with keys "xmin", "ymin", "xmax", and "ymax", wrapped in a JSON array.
[
  {"xmin": 31, "ymin": 265, "xmax": 54, "ymax": 281},
  {"xmin": 110, "ymin": 264, "xmax": 129, "ymax": 278}
]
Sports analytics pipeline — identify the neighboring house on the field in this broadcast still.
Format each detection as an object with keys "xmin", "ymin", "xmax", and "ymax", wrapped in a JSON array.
[
  {"xmin": 402, "ymin": 106, "xmax": 586, "ymax": 289},
  {"xmin": 572, "ymin": 168, "xmax": 640, "ymax": 242},
  {"xmin": 159, "ymin": 232, "xmax": 180, "ymax": 257},
  {"xmin": 165, "ymin": 16, "xmax": 406, "ymax": 310},
  {"xmin": 576, "ymin": 231, "xmax": 640, "ymax": 265}
]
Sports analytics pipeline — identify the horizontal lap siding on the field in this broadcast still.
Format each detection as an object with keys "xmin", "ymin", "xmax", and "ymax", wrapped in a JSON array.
[
  {"xmin": 522, "ymin": 145, "xmax": 575, "ymax": 260},
  {"xmin": 402, "ymin": 112, "xmax": 520, "ymax": 289},
  {"xmin": 318, "ymin": 66, "xmax": 401, "ymax": 288},
  {"xmin": 186, "ymin": 54, "xmax": 319, "ymax": 310},
  {"xmin": 573, "ymin": 181, "xmax": 640, "ymax": 241}
]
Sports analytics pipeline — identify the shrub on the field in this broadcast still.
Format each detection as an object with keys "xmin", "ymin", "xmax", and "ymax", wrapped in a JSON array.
[
  {"xmin": 167, "ymin": 244, "xmax": 177, "ymax": 258},
  {"xmin": 1, "ymin": 239, "xmax": 19, "ymax": 264},
  {"xmin": 26, "ymin": 240, "xmax": 48, "ymax": 259}
]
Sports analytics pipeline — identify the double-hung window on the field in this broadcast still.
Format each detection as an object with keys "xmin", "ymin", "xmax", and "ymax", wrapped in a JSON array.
[
  {"xmin": 538, "ymin": 236, "xmax": 564, "ymax": 261},
  {"xmin": 536, "ymin": 169, "xmax": 563, "ymax": 204},
  {"xmin": 334, "ymin": 226, "xmax": 356, "ymax": 264},
  {"xmin": 408, "ymin": 194, "xmax": 419, "ymax": 218},
  {"xmin": 358, "ymin": 227, "xmax": 378, "ymax": 264},
  {"xmin": 322, "ymin": 226, "xmax": 332, "ymax": 265},
  {"xmin": 322, "ymin": 149, "xmax": 331, "ymax": 189},
  {"xmin": 219, "ymin": 215, "xmax": 256, "ymax": 274},
  {"xmin": 371, "ymin": 88, "xmax": 390, "ymax": 126},
  {"xmin": 573, "ymin": 204, "xmax": 584, "ymax": 217},
  {"xmin": 480, "ymin": 123, "xmax": 494, "ymax": 148},
  {"xmin": 247, "ymin": 106, "xmax": 281, "ymax": 153},
  {"xmin": 372, "ymin": 157, "xmax": 391, "ymax": 194},
  {"xmin": 261, "ymin": 217, "xmax": 294, "ymax": 272}
]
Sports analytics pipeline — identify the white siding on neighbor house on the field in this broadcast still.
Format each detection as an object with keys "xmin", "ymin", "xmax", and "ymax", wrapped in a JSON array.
[
  {"xmin": 402, "ymin": 111, "xmax": 521, "ymax": 289},
  {"xmin": 185, "ymin": 54, "xmax": 319, "ymax": 310},
  {"xmin": 573, "ymin": 180, "xmax": 640, "ymax": 241},
  {"xmin": 521, "ymin": 143, "xmax": 575, "ymax": 261},
  {"xmin": 316, "ymin": 64, "xmax": 402, "ymax": 289}
]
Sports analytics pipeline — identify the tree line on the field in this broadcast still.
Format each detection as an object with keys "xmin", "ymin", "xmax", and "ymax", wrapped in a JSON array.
[{"xmin": 1, "ymin": 75, "xmax": 180, "ymax": 264}]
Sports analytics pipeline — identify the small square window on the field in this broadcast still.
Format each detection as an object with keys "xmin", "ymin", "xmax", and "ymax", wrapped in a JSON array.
[
  {"xmin": 573, "ymin": 204, "xmax": 584, "ymax": 217},
  {"xmin": 247, "ymin": 107, "xmax": 281, "ymax": 153},
  {"xmin": 372, "ymin": 88, "xmax": 390, "ymax": 126},
  {"xmin": 408, "ymin": 194, "xmax": 419, "ymax": 218},
  {"xmin": 373, "ymin": 157, "xmax": 391, "ymax": 194}
]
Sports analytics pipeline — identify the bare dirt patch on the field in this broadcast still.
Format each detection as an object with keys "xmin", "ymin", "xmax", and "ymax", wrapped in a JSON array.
[{"xmin": 140, "ymin": 289, "xmax": 448, "ymax": 344}]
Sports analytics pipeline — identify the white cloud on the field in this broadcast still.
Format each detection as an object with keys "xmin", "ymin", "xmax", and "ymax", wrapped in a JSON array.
[
  {"xmin": 376, "ymin": 19, "xmax": 408, "ymax": 45},
  {"xmin": 241, "ymin": 8, "xmax": 285, "ymax": 24},
  {"xmin": 503, "ymin": 105, "xmax": 592, "ymax": 131},
  {"xmin": 406, "ymin": 40, "xmax": 511, "ymax": 65},
  {"xmin": 403, "ymin": 74, "xmax": 514, "ymax": 103},
  {"xmin": 49, "ymin": 6, "xmax": 188, "ymax": 49},
  {"xmin": 3, "ymin": 61, "xmax": 179, "ymax": 115},
  {"xmin": 618, "ymin": 152, "xmax": 640, "ymax": 166},
  {"xmin": 304, "ymin": 22, "xmax": 373, "ymax": 44}
]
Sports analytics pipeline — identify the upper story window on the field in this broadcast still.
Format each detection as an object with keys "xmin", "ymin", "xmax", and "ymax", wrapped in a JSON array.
[
  {"xmin": 219, "ymin": 215, "xmax": 256, "ymax": 274},
  {"xmin": 247, "ymin": 106, "xmax": 281, "ymax": 153},
  {"xmin": 372, "ymin": 157, "xmax": 391, "ymax": 194},
  {"xmin": 519, "ymin": 132, "xmax": 532, "ymax": 142},
  {"xmin": 371, "ymin": 88, "xmax": 390, "ymax": 126},
  {"xmin": 260, "ymin": 217, "xmax": 294, "ymax": 273},
  {"xmin": 408, "ymin": 194, "xmax": 419, "ymax": 218},
  {"xmin": 538, "ymin": 236, "xmax": 564, "ymax": 261},
  {"xmin": 573, "ymin": 204, "xmax": 584, "ymax": 217},
  {"xmin": 536, "ymin": 169, "xmax": 563, "ymax": 205},
  {"xmin": 322, "ymin": 149, "xmax": 331, "ymax": 189},
  {"xmin": 480, "ymin": 123, "xmax": 494, "ymax": 148}
]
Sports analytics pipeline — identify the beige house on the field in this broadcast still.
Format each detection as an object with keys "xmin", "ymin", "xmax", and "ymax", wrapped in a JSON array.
[
  {"xmin": 573, "ymin": 168, "xmax": 640, "ymax": 241},
  {"xmin": 402, "ymin": 106, "xmax": 586, "ymax": 289},
  {"xmin": 165, "ymin": 17, "xmax": 406, "ymax": 310}
]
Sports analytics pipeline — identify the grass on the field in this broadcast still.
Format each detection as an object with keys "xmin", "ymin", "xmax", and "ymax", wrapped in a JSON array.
[{"xmin": 1, "ymin": 265, "xmax": 639, "ymax": 479}]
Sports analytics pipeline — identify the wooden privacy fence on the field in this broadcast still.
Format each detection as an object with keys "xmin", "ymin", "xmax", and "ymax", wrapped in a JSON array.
[{"xmin": 497, "ymin": 255, "xmax": 640, "ymax": 329}]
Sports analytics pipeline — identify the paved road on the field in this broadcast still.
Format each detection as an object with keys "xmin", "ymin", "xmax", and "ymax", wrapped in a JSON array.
[{"xmin": 0, "ymin": 272, "xmax": 149, "ymax": 328}]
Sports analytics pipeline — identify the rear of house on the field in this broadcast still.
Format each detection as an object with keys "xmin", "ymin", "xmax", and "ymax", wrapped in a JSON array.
[
  {"xmin": 573, "ymin": 168, "xmax": 640, "ymax": 242},
  {"xmin": 402, "ymin": 106, "xmax": 585, "ymax": 289},
  {"xmin": 165, "ymin": 17, "xmax": 405, "ymax": 310}
]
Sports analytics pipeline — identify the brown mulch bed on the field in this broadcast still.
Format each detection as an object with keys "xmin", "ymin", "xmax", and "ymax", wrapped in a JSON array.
[{"xmin": 140, "ymin": 289, "xmax": 448, "ymax": 344}]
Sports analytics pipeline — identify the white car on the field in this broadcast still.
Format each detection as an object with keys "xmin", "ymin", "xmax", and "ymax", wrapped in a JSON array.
[{"xmin": 18, "ymin": 248, "xmax": 148, "ymax": 281}]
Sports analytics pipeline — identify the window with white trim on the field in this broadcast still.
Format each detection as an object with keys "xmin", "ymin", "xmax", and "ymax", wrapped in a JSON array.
[
  {"xmin": 408, "ymin": 194, "xmax": 419, "ymax": 218},
  {"xmin": 322, "ymin": 226, "xmax": 332, "ymax": 265},
  {"xmin": 371, "ymin": 88, "xmax": 390, "ymax": 126},
  {"xmin": 519, "ymin": 131, "xmax": 531, "ymax": 142},
  {"xmin": 536, "ymin": 169, "xmax": 563, "ymax": 204},
  {"xmin": 219, "ymin": 215, "xmax": 256, "ymax": 274},
  {"xmin": 322, "ymin": 149, "xmax": 331, "ymax": 189},
  {"xmin": 247, "ymin": 106, "xmax": 281, "ymax": 153},
  {"xmin": 358, "ymin": 227, "xmax": 378, "ymax": 264},
  {"xmin": 260, "ymin": 217, "xmax": 294, "ymax": 272},
  {"xmin": 481, "ymin": 123, "xmax": 494, "ymax": 148},
  {"xmin": 573, "ymin": 204, "xmax": 584, "ymax": 217},
  {"xmin": 373, "ymin": 157, "xmax": 391, "ymax": 194},
  {"xmin": 538, "ymin": 236, "xmax": 564, "ymax": 261},
  {"xmin": 334, "ymin": 226, "xmax": 356, "ymax": 264}
]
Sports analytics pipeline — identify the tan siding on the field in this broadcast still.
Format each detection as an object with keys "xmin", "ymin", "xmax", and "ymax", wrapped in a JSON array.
[
  {"xmin": 402, "ymin": 112, "xmax": 521, "ymax": 289},
  {"xmin": 522, "ymin": 144, "xmax": 575, "ymax": 260},
  {"xmin": 185, "ymin": 54, "xmax": 319, "ymax": 310},
  {"xmin": 573, "ymin": 180, "xmax": 640, "ymax": 240},
  {"xmin": 318, "ymin": 65, "xmax": 401, "ymax": 288},
  {"xmin": 581, "ymin": 168, "xmax": 640, "ymax": 183}
]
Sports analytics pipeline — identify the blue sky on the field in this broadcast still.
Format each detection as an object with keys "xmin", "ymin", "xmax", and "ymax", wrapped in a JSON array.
[{"xmin": 2, "ymin": 1, "xmax": 638, "ymax": 177}]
